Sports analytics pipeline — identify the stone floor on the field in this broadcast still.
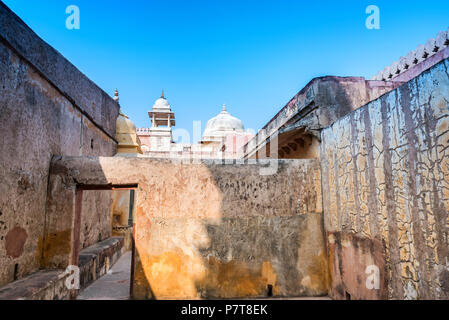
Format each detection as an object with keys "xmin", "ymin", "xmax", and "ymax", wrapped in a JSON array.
[
  {"xmin": 77, "ymin": 251, "xmax": 131, "ymax": 300},
  {"xmin": 77, "ymin": 252, "xmax": 330, "ymax": 300}
]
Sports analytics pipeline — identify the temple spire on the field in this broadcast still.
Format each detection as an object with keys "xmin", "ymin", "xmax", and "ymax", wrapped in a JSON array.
[
  {"xmin": 161, "ymin": 89, "xmax": 165, "ymax": 99},
  {"xmin": 222, "ymin": 104, "xmax": 227, "ymax": 112},
  {"xmin": 113, "ymin": 89, "xmax": 119, "ymax": 103}
]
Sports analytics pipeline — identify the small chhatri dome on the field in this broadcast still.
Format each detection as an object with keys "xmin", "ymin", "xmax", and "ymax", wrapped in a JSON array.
[
  {"xmin": 152, "ymin": 89, "xmax": 171, "ymax": 110},
  {"xmin": 203, "ymin": 104, "xmax": 244, "ymax": 142}
]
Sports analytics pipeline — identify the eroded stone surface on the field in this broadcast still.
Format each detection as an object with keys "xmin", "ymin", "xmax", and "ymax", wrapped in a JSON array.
[
  {"xmin": 321, "ymin": 58, "xmax": 449, "ymax": 299},
  {"xmin": 77, "ymin": 251, "xmax": 132, "ymax": 300}
]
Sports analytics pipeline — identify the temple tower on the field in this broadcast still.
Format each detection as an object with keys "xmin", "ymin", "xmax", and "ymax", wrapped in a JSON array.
[{"xmin": 147, "ymin": 91, "xmax": 176, "ymax": 151}]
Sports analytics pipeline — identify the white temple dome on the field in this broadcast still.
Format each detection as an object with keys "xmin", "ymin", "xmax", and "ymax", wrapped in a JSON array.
[{"xmin": 202, "ymin": 104, "xmax": 244, "ymax": 141}]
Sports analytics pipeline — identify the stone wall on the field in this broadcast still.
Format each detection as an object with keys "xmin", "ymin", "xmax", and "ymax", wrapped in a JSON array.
[
  {"xmin": 45, "ymin": 157, "xmax": 328, "ymax": 299},
  {"xmin": 0, "ymin": 3, "xmax": 118, "ymax": 286},
  {"xmin": 321, "ymin": 58, "xmax": 449, "ymax": 299}
]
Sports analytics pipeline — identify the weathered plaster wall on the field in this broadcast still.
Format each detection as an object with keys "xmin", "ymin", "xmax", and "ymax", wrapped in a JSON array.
[
  {"xmin": 80, "ymin": 191, "xmax": 112, "ymax": 249},
  {"xmin": 110, "ymin": 189, "xmax": 133, "ymax": 251},
  {"xmin": 321, "ymin": 58, "xmax": 449, "ymax": 299},
  {"xmin": 0, "ymin": 3, "xmax": 118, "ymax": 286},
  {"xmin": 45, "ymin": 157, "xmax": 328, "ymax": 299}
]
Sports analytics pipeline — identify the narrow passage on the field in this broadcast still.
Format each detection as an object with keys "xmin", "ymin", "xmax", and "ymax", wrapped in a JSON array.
[{"xmin": 77, "ymin": 251, "xmax": 131, "ymax": 300}]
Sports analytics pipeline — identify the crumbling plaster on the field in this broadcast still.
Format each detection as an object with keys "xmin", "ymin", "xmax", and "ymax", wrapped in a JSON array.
[{"xmin": 321, "ymin": 58, "xmax": 449, "ymax": 300}]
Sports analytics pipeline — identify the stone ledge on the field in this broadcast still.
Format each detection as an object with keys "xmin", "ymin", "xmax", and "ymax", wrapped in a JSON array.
[
  {"xmin": 0, "ymin": 237, "xmax": 125, "ymax": 300},
  {"xmin": 0, "ymin": 270, "xmax": 71, "ymax": 300},
  {"xmin": 78, "ymin": 237, "xmax": 125, "ymax": 290}
]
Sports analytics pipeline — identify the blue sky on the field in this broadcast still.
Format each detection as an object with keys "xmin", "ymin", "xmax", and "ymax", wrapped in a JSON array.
[{"xmin": 4, "ymin": 0, "xmax": 449, "ymax": 143}]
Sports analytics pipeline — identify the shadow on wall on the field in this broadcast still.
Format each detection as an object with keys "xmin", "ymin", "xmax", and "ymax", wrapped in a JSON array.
[
  {"xmin": 132, "ymin": 163, "xmax": 224, "ymax": 299},
  {"xmin": 132, "ymin": 160, "xmax": 328, "ymax": 300},
  {"xmin": 194, "ymin": 163, "xmax": 328, "ymax": 299}
]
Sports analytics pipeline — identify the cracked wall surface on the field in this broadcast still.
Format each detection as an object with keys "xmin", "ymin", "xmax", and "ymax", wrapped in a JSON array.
[{"xmin": 321, "ymin": 58, "xmax": 449, "ymax": 299}]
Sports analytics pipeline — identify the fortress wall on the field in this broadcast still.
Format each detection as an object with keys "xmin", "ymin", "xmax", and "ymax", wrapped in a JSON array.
[
  {"xmin": 46, "ymin": 157, "xmax": 327, "ymax": 299},
  {"xmin": 0, "ymin": 3, "xmax": 118, "ymax": 286},
  {"xmin": 321, "ymin": 58, "xmax": 449, "ymax": 299}
]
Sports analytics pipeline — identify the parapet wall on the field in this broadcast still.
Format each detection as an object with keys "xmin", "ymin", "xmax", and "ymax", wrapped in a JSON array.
[
  {"xmin": 372, "ymin": 29, "xmax": 449, "ymax": 82},
  {"xmin": 321, "ymin": 57, "xmax": 449, "ymax": 299},
  {"xmin": 0, "ymin": 2, "xmax": 119, "ymax": 287}
]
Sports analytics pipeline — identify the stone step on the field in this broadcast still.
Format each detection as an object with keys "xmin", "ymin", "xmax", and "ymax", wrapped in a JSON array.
[{"xmin": 0, "ymin": 269, "xmax": 71, "ymax": 300}]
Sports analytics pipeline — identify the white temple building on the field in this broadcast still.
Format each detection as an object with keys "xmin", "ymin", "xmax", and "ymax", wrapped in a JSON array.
[{"xmin": 137, "ymin": 92, "xmax": 253, "ymax": 159}]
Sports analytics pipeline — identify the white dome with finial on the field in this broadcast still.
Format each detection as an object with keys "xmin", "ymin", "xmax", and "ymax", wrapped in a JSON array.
[
  {"xmin": 202, "ymin": 104, "xmax": 245, "ymax": 142},
  {"xmin": 152, "ymin": 90, "xmax": 171, "ymax": 110}
]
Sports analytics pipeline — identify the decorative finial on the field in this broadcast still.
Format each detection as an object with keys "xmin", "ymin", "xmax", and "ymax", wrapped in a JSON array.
[
  {"xmin": 161, "ymin": 89, "xmax": 165, "ymax": 99},
  {"xmin": 113, "ymin": 89, "xmax": 119, "ymax": 102},
  {"xmin": 222, "ymin": 104, "xmax": 227, "ymax": 112}
]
